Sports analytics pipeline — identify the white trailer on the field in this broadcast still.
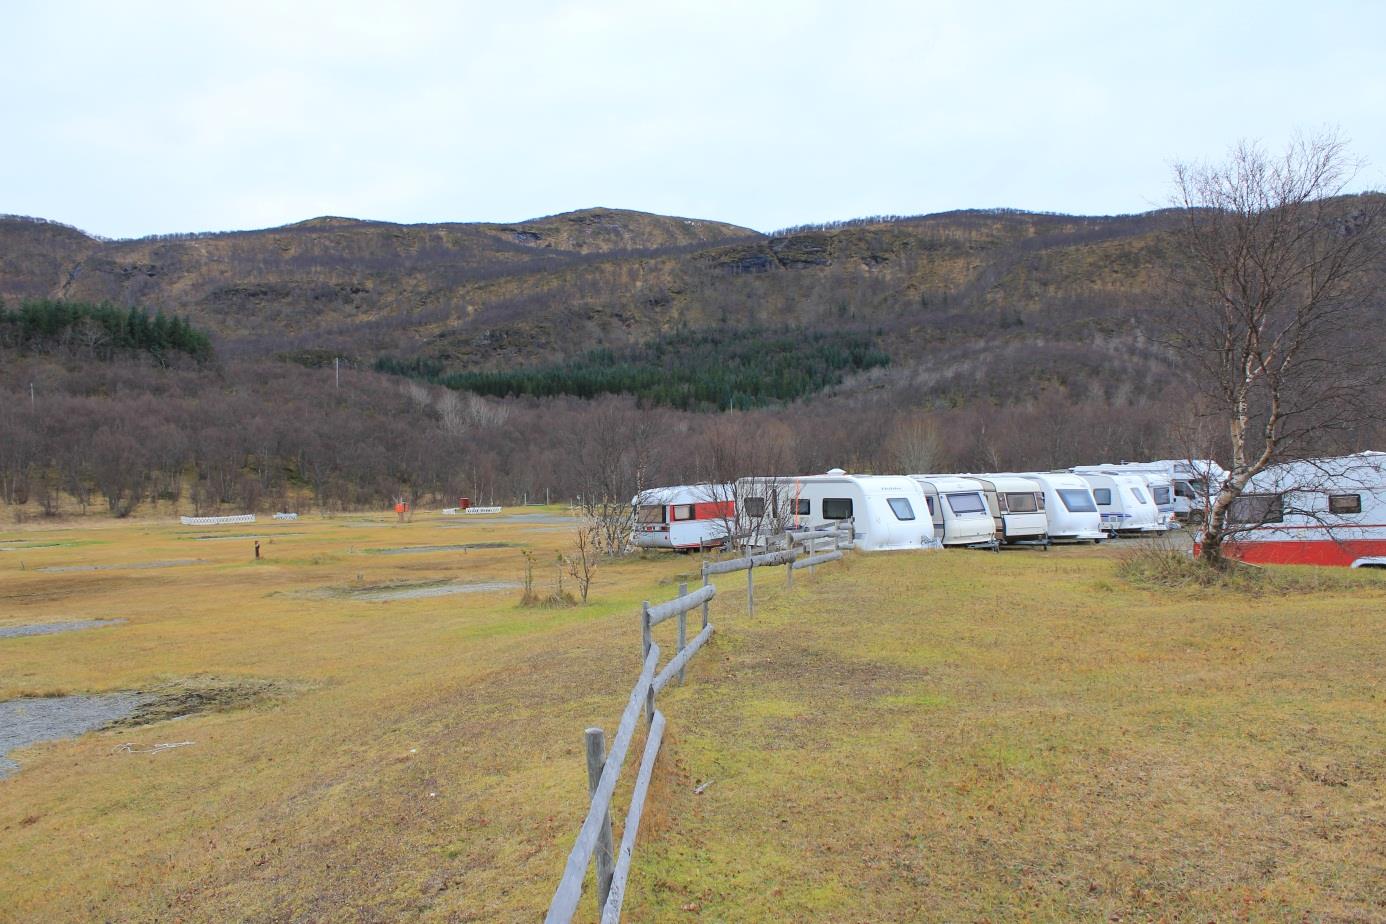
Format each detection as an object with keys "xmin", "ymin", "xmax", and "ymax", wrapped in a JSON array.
[
  {"xmin": 735, "ymin": 471, "xmax": 936, "ymax": 552},
  {"xmin": 1072, "ymin": 472, "xmax": 1163, "ymax": 536},
  {"xmin": 1219, "ymin": 451, "xmax": 1386, "ymax": 568},
  {"xmin": 1073, "ymin": 463, "xmax": 1184, "ymax": 527},
  {"xmin": 632, "ymin": 484, "xmax": 735, "ymax": 551},
  {"xmin": 909, "ymin": 475, "xmax": 999, "ymax": 548},
  {"xmin": 1098, "ymin": 460, "xmax": 1226, "ymax": 524},
  {"xmin": 1009, "ymin": 472, "xmax": 1105, "ymax": 542},
  {"xmin": 971, "ymin": 474, "xmax": 1049, "ymax": 546}
]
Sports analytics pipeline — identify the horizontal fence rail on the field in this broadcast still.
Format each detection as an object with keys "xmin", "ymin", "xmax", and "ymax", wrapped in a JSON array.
[
  {"xmin": 179, "ymin": 514, "xmax": 256, "ymax": 526},
  {"xmin": 545, "ymin": 519, "xmax": 852, "ymax": 922}
]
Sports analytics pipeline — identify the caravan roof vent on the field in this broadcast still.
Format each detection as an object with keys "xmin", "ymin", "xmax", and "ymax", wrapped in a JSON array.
[{"xmin": 825, "ymin": 468, "xmax": 846, "ymax": 475}]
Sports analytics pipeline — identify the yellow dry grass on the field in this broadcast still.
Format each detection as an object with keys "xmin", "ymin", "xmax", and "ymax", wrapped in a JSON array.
[{"xmin": 2, "ymin": 518, "xmax": 1384, "ymax": 923}]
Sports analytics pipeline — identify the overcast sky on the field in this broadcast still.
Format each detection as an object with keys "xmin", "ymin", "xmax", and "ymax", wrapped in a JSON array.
[{"xmin": 4, "ymin": 1, "xmax": 1384, "ymax": 238}]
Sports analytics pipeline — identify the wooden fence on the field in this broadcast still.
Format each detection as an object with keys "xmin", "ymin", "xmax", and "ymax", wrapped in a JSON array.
[{"xmin": 544, "ymin": 519, "xmax": 853, "ymax": 923}]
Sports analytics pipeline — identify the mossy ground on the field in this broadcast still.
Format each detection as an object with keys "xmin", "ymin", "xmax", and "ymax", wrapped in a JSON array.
[{"xmin": 1, "ymin": 518, "xmax": 1383, "ymax": 922}]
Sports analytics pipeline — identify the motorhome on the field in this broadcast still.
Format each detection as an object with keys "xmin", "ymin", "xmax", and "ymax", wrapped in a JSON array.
[
  {"xmin": 1009, "ymin": 472, "xmax": 1105, "ymax": 542},
  {"xmin": 1101, "ymin": 460, "xmax": 1226, "ymax": 524},
  {"xmin": 631, "ymin": 484, "xmax": 734, "ymax": 551},
  {"xmin": 1072, "ymin": 472, "xmax": 1164, "ymax": 536},
  {"xmin": 909, "ymin": 476, "xmax": 999, "ymax": 548},
  {"xmin": 971, "ymin": 474, "xmax": 1049, "ymax": 546},
  {"xmin": 735, "ymin": 471, "xmax": 935, "ymax": 552},
  {"xmin": 1217, "ymin": 451, "xmax": 1386, "ymax": 568}
]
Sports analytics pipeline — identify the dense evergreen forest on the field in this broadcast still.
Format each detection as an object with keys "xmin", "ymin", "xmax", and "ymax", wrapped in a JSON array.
[
  {"xmin": 376, "ymin": 328, "xmax": 890, "ymax": 410},
  {"xmin": 0, "ymin": 299, "xmax": 212, "ymax": 363}
]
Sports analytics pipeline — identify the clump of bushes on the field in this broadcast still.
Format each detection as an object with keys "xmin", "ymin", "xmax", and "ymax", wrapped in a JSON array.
[{"xmin": 1117, "ymin": 541, "xmax": 1386, "ymax": 595}]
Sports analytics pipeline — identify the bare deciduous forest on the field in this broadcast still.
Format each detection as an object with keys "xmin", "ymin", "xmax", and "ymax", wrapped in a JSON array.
[{"xmin": 2, "ymin": 198, "xmax": 1382, "ymax": 518}]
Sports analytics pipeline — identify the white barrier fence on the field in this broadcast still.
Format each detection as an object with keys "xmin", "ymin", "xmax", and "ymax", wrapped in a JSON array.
[
  {"xmin": 273, "ymin": 512, "xmax": 299, "ymax": 521},
  {"xmin": 442, "ymin": 506, "xmax": 504, "ymax": 516},
  {"xmin": 179, "ymin": 514, "xmax": 256, "ymax": 526}
]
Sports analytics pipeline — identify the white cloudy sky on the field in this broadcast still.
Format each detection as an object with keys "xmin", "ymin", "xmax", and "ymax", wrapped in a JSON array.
[{"xmin": 3, "ymin": 1, "xmax": 1384, "ymax": 238}]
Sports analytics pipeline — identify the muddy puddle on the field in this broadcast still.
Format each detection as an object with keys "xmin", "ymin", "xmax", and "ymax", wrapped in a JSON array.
[
  {"xmin": 0, "ymin": 677, "xmax": 301, "ymax": 778},
  {"xmin": 363, "ymin": 543, "xmax": 514, "ymax": 555},
  {"xmin": 1, "ymin": 693, "xmax": 150, "ymax": 777},
  {"xmin": 0, "ymin": 619, "xmax": 126, "ymax": 639},
  {"xmin": 37, "ymin": 559, "xmax": 202, "ymax": 574},
  {"xmin": 294, "ymin": 579, "xmax": 521, "ymax": 602}
]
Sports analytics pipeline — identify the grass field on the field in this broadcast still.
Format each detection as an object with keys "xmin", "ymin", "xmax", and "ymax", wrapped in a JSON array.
[{"xmin": 2, "ymin": 514, "xmax": 1384, "ymax": 922}]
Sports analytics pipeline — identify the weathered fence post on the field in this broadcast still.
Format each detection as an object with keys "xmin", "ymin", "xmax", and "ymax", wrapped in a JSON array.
[
  {"xmin": 584, "ymin": 728, "xmax": 616, "ymax": 911},
  {"xmin": 677, "ymin": 581, "xmax": 687, "ymax": 686},
  {"xmin": 700, "ymin": 561, "xmax": 710, "ymax": 630},
  {"xmin": 787, "ymin": 550, "xmax": 796, "ymax": 589},
  {"xmin": 746, "ymin": 549, "xmax": 754, "ymax": 617},
  {"xmin": 641, "ymin": 601, "xmax": 653, "ymax": 724}
]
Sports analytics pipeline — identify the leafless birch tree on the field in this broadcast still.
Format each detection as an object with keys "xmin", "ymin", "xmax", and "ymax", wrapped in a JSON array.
[{"xmin": 1170, "ymin": 131, "xmax": 1383, "ymax": 566}]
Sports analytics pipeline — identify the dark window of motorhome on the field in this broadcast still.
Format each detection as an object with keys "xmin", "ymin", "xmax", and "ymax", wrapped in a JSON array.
[
  {"xmin": 822, "ymin": 498, "xmax": 853, "ymax": 519},
  {"xmin": 1153, "ymin": 485, "xmax": 1172, "ymax": 505},
  {"xmin": 1058, "ymin": 489, "xmax": 1097, "ymax": 513},
  {"xmin": 637, "ymin": 505, "xmax": 666, "ymax": 524},
  {"xmin": 1037, "ymin": 491, "xmax": 1045, "ymax": 510},
  {"xmin": 1130, "ymin": 487, "xmax": 1148, "ymax": 504},
  {"xmin": 946, "ymin": 492, "xmax": 987, "ymax": 515},
  {"xmin": 671, "ymin": 504, "xmax": 694, "ymax": 521},
  {"xmin": 743, "ymin": 497, "xmax": 766, "ymax": 518},
  {"xmin": 1175, "ymin": 481, "xmax": 1197, "ymax": 499},
  {"xmin": 1092, "ymin": 488, "xmax": 1112, "ymax": 505},
  {"xmin": 795, "ymin": 498, "xmax": 810, "ymax": 516},
  {"xmin": 997, "ymin": 493, "xmax": 1009, "ymax": 513},
  {"xmin": 924, "ymin": 495, "xmax": 936, "ymax": 517},
  {"xmin": 887, "ymin": 497, "xmax": 915, "ymax": 520},
  {"xmin": 1329, "ymin": 493, "xmax": 1362, "ymax": 515},
  {"xmin": 1004, "ymin": 492, "xmax": 1038, "ymax": 513},
  {"xmin": 1228, "ymin": 493, "xmax": 1283, "ymax": 524},
  {"xmin": 1189, "ymin": 479, "xmax": 1207, "ymax": 494}
]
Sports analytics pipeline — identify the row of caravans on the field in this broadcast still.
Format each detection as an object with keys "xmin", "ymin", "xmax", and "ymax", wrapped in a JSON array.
[{"xmin": 631, "ymin": 452, "xmax": 1386, "ymax": 568}]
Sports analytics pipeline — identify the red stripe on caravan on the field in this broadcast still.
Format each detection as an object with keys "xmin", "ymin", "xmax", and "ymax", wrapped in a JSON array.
[
  {"xmin": 692, "ymin": 501, "xmax": 734, "ymax": 520},
  {"xmin": 1218, "ymin": 538, "xmax": 1386, "ymax": 567}
]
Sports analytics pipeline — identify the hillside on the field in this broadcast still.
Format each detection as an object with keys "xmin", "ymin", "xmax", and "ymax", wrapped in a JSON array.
[{"xmin": 3, "ymin": 197, "xmax": 1380, "ymax": 410}]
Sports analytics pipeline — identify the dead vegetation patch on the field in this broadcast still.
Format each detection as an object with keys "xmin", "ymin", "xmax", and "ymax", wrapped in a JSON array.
[
  {"xmin": 1117, "ymin": 544, "xmax": 1386, "ymax": 595},
  {"xmin": 107, "ymin": 675, "xmax": 307, "ymax": 728}
]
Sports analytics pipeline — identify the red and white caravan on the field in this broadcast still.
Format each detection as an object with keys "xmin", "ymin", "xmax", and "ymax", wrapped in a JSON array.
[
  {"xmin": 1219, "ymin": 451, "xmax": 1386, "ymax": 568},
  {"xmin": 632, "ymin": 484, "xmax": 735, "ymax": 551}
]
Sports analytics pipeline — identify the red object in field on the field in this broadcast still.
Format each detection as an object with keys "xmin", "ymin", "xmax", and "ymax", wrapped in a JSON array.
[
  {"xmin": 459, "ymin": 497, "xmax": 471, "ymax": 510},
  {"xmin": 394, "ymin": 502, "xmax": 407, "ymax": 514}
]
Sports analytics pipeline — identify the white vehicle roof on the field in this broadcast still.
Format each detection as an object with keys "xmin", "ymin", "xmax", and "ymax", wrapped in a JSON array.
[
  {"xmin": 909, "ymin": 474, "xmax": 986, "ymax": 494},
  {"xmin": 632, "ymin": 484, "xmax": 730, "ymax": 505},
  {"xmin": 775, "ymin": 473, "xmax": 923, "ymax": 496},
  {"xmin": 1244, "ymin": 451, "xmax": 1386, "ymax": 493},
  {"xmin": 1013, "ymin": 471, "xmax": 1091, "ymax": 490},
  {"xmin": 969, "ymin": 474, "xmax": 1043, "ymax": 493}
]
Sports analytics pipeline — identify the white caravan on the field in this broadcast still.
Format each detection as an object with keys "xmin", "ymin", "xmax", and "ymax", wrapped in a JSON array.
[
  {"xmin": 1072, "ymin": 472, "xmax": 1163, "ymax": 536},
  {"xmin": 1073, "ymin": 463, "xmax": 1182, "ymax": 527},
  {"xmin": 971, "ymin": 474, "xmax": 1049, "ymax": 546},
  {"xmin": 910, "ymin": 476, "xmax": 999, "ymax": 548},
  {"xmin": 735, "ymin": 471, "xmax": 935, "ymax": 552},
  {"xmin": 632, "ymin": 484, "xmax": 734, "ymax": 551},
  {"xmin": 1106, "ymin": 460, "xmax": 1227, "ymax": 524},
  {"xmin": 1011, "ymin": 472, "xmax": 1105, "ymax": 542},
  {"xmin": 1220, "ymin": 451, "xmax": 1386, "ymax": 568}
]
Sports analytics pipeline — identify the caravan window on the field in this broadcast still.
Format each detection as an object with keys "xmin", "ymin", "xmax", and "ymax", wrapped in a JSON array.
[
  {"xmin": 924, "ymin": 495, "xmax": 936, "ymax": 517},
  {"xmin": 1004, "ymin": 492, "xmax": 1038, "ymax": 513},
  {"xmin": 1228, "ymin": 493, "xmax": 1283, "ymax": 525},
  {"xmin": 887, "ymin": 498, "xmax": 916, "ymax": 520},
  {"xmin": 1175, "ymin": 481, "xmax": 1197, "ymax": 499},
  {"xmin": 637, "ymin": 505, "xmax": 666, "ymax": 524},
  {"xmin": 1152, "ymin": 485, "xmax": 1172, "ymax": 505},
  {"xmin": 671, "ymin": 505, "xmax": 694, "ymax": 521},
  {"xmin": 1129, "ymin": 487, "xmax": 1148, "ymax": 504},
  {"xmin": 946, "ymin": 492, "xmax": 987, "ymax": 515},
  {"xmin": 795, "ymin": 498, "xmax": 810, "ymax": 516},
  {"xmin": 743, "ymin": 496, "xmax": 766, "ymax": 518},
  {"xmin": 1058, "ymin": 489, "xmax": 1097, "ymax": 513},
  {"xmin": 1092, "ymin": 488, "xmax": 1112, "ymax": 505},
  {"xmin": 1329, "ymin": 494, "xmax": 1362, "ymax": 515},
  {"xmin": 822, "ymin": 498, "xmax": 853, "ymax": 519}
]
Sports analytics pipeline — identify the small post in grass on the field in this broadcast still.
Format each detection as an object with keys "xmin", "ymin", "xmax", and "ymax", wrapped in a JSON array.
[
  {"xmin": 745, "ymin": 549, "xmax": 754, "ymax": 617},
  {"xmin": 700, "ymin": 561, "xmax": 710, "ymax": 630},
  {"xmin": 787, "ymin": 549, "xmax": 795, "ymax": 589},
  {"xmin": 640, "ymin": 601, "xmax": 654, "ymax": 724},
  {"xmin": 677, "ymin": 581, "xmax": 687, "ymax": 686},
  {"xmin": 584, "ymin": 728, "xmax": 616, "ymax": 911}
]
